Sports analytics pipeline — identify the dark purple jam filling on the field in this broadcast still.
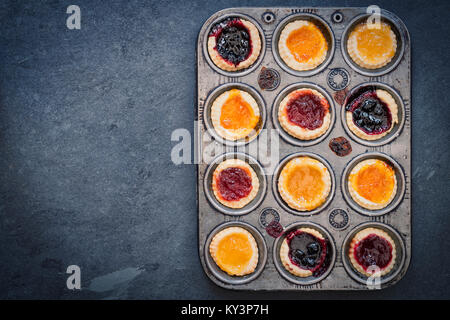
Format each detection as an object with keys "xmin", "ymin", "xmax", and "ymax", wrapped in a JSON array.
[
  {"xmin": 354, "ymin": 234, "xmax": 393, "ymax": 271},
  {"xmin": 345, "ymin": 87, "xmax": 392, "ymax": 135},
  {"xmin": 286, "ymin": 229, "xmax": 332, "ymax": 277},
  {"xmin": 209, "ymin": 17, "xmax": 252, "ymax": 66}
]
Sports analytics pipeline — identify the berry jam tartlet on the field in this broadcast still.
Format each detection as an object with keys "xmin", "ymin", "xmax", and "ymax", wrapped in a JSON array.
[
  {"xmin": 209, "ymin": 226, "xmax": 259, "ymax": 276},
  {"xmin": 278, "ymin": 20, "xmax": 328, "ymax": 71},
  {"xmin": 345, "ymin": 87, "xmax": 398, "ymax": 141},
  {"xmin": 348, "ymin": 159, "xmax": 397, "ymax": 210},
  {"xmin": 278, "ymin": 156, "xmax": 331, "ymax": 211},
  {"xmin": 280, "ymin": 227, "xmax": 332, "ymax": 277},
  {"xmin": 278, "ymin": 88, "xmax": 331, "ymax": 140},
  {"xmin": 349, "ymin": 227, "xmax": 396, "ymax": 277},
  {"xmin": 347, "ymin": 21, "xmax": 397, "ymax": 70},
  {"xmin": 208, "ymin": 17, "xmax": 262, "ymax": 72},
  {"xmin": 211, "ymin": 88, "xmax": 260, "ymax": 141},
  {"xmin": 212, "ymin": 159, "xmax": 259, "ymax": 209}
]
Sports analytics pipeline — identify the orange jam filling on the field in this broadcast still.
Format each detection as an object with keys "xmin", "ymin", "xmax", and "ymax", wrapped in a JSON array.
[
  {"xmin": 286, "ymin": 24, "xmax": 326, "ymax": 63},
  {"xmin": 355, "ymin": 24, "xmax": 395, "ymax": 62},
  {"xmin": 216, "ymin": 233, "xmax": 253, "ymax": 274},
  {"xmin": 354, "ymin": 162, "xmax": 395, "ymax": 203},
  {"xmin": 285, "ymin": 164, "xmax": 325, "ymax": 203},
  {"xmin": 220, "ymin": 89, "xmax": 258, "ymax": 130}
]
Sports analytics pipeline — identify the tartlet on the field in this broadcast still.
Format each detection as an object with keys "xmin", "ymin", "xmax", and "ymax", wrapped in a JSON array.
[
  {"xmin": 348, "ymin": 159, "xmax": 397, "ymax": 210},
  {"xmin": 345, "ymin": 87, "xmax": 398, "ymax": 141},
  {"xmin": 278, "ymin": 88, "xmax": 331, "ymax": 140},
  {"xmin": 280, "ymin": 227, "xmax": 330, "ymax": 277},
  {"xmin": 211, "ymin": 88, "xmax": 260, "ymax": 141},
  {"xmin": 349, "ymin": 227, "xmax": 396, "ymax": 277},
  {"xmin": 347, "ymin": 21, "xmax": 397, "ymax": 69},
  {"xmin": 278, "ymin": 156, "xmax": 331, "ymax": 211},
  {"xmin": 278, "ymin": 20, "xmax": 328, "ymax": 71},
  {"xmin": 208, "ymin": 17, "xmax": 262, "ymax": 72},
  {"xmin": 212, "ymin": 158, "xmax": 259, "ymax": 209},
  {"xmin": 209, "ymin": 226, "xmax": 259, "ymax": 276}
]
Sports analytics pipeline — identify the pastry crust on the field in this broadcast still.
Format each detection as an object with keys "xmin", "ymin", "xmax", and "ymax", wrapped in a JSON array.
[
  {"xmin": 347, "ymin": 21, "xmax": 397, "ymax": 69},
  {"xmin": 210, "ymin": 226, "xmax": 259, "ymax": 276},
  {"xmin": 212, "ymin": 159, "xmax": 259, "ymax": 209},
  {"xmin": 211, "ymin": 89, "xmax": 260, "ymax": 141},
  {"xmin": 346, "ymin": 89, "xmax": 399, "ymax": 141},
  {"xmin": 278, "ymin": 156, "xmax": 331, "ymax": 211},
  {"xmin": 278, "ymin": 88, "xmax": 331, "ymax": 140},
  {"xmin": 280, "ymin": 228, "xmax": 325, "ymax": 277},
  {"xmin": 349, "ymin": 228, "xmax": 396, "ymax": 277},
  {"xmin": 278, "ymin": 20, "xmax": 328, "ymax": 71},
  {"xmin": 348, "ymin": 159, "xmax": 397, "ymax": 210},
  {"xmin": 208, "ymin": 19, "xmax": 262, "ymax": 72}
]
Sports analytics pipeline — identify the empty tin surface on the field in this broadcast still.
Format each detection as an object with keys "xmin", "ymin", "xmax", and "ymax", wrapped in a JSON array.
[{"xmin": 197, "ymin": 7, "xmax": 411, "ymax": 290}]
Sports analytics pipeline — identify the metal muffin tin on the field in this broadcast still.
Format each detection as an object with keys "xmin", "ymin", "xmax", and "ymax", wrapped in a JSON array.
[{"xmin": 196, "ymin": 7, "xmax": 411, "ymax": 290}]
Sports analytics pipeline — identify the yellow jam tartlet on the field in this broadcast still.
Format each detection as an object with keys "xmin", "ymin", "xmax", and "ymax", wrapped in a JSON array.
[
  {"xmin": 278, "ymin": 156, "xmax": 331, "ymax": 211},
  {"xmin": 347, "ymin": 21, "xmax": 397, "ymax": 69},
  {"xmin": 348, "ymin": 159, "xmax": 397, "ymax": 210},
  {"xmin": 278, "ymin": 20, "xmax": 328, "ymax": 71},
  {"xmin": 211, "ymin": 89, "xmax": 260, "ymax": 141},
  {"xmin": 209, "ymin": 226, "xmax": 259, "ymax": 276},
  {"xmin": 212, "ymin": 159, "xmax": 259, "ymax": 209}
]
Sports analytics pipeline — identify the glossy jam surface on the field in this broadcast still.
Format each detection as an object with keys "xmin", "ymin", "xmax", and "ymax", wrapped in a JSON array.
[
  {"xmin": 266, "ymin": 220, "xmax": 283, "ymax": 238},
  {"xmin": 285, "ymin": 164, "xmax": 325, "ymax": 203},
  {"xmin": 210, "ymin": 18, "xmax": 252, "ymax": 66},
  {"xmin": 286, "ymin": 229, "xmax": 330, "ymax": 277},
  {"xmin": 220, "ymin": 89, "xmax": 258, "ymax": 130},
  {"xmin": 353, "ymin": 160, "xmax": 395, "ymax": 203},
  {"xmin": 286, "ymin": 24, "xmax": 326, "ymax": 63},
  {"xmin": 346, "ymin": 88, "xmax": 392, "ymax": 135},
  {"xmin": 286, "ymin": 90, "xmax": 328, "ymax": 130},
  {"xmin": 354, "ymin": 23, "xmax": 395, "ymax": 63},
  {"xmin": 217, "ymin": 167, "xmax": 252, "ymax": 201},
  {"xmin": 329, "ymin": 136, "xmax": 352, "ymax": 157},
  {"xmin": 216, "ymin": 232, "xmax": 253, "ymax": 274},
  {"xmin": 354, "ymin": 234, "xmax": 393, "ymax": 270}
]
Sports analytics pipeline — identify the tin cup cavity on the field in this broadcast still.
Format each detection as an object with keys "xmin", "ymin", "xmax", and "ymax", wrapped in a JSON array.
[
  {"xmin": 272, "ymin": 13, "xmax": 335, "ymax": 77},
  {"xmin": 272, "ymin": 82, "xmax": 335, "ymax": 147},
  {"xmin": 202, "ymin": 13, "xmax": 266, "ymax": 77},
  {"xmin": 204, "ymin": 152, "xmax": 267, "ymax": 216},
  {"xmin": 273, "ymin": 222, "xmax": 336, "ymax": 285},
  {"xmin": 204, "ymin": 221, "xmax": 268, "ymax": 285},
  {"xmin": 342, "ymin": 222, "xmax": 406, "ymax": 286},
  {"xmin": 203, "ymin": 82, "xmax": 267, "ymax": 147},
  {"xmin": 341, "ymin": 82, "xmax": 405, "ymax": 147},
  {"xmin": 272, "ymin": 152, "xmax": 336, "ymax": 216},
  {"xmin": 341, "ymin": 12, "xmax": 406, "ymax": 77},
  {"xmin": 341, "ymin": 152, "xmax": 406, "ymax": 216}
]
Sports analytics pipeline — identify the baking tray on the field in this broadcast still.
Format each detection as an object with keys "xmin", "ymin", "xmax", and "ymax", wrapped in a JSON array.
[{"xmin": 196, "ymin": 7, "xmax": 411, "ymax": 290}]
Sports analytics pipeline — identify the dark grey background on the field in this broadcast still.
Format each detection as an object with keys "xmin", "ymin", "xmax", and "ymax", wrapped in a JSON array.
[{"xmin": 0, "ymin": 0, "xmax": 449, "ymax": 299}]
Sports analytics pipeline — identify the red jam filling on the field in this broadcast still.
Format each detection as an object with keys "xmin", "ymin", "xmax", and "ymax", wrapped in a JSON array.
[
  {"xmin": 286, "ymin": 229, "xmax": 331, "ymax": 277},
  {"xmin": 354, "ymin": 234, "xmax": 393, "ymax": 271},
  {"xmin": 286, "ymin": 91, "xmax": 328, "ymax": 130},
  {"xmin": 209, "ymin": 17, "xmax": 252, "ymax": 66},
  {"xmin": 345, "ymin": 87, "xmax": 392, "ymax": 135},
  {"xmin": 217, "ymin": 167, "xmax": 252, "ymax": 201}
]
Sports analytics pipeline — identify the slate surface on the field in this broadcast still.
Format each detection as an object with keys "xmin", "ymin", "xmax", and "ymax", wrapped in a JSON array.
[{"xmin": 0, "ymin": 0, "xmax": 449, "ymax": 299}]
